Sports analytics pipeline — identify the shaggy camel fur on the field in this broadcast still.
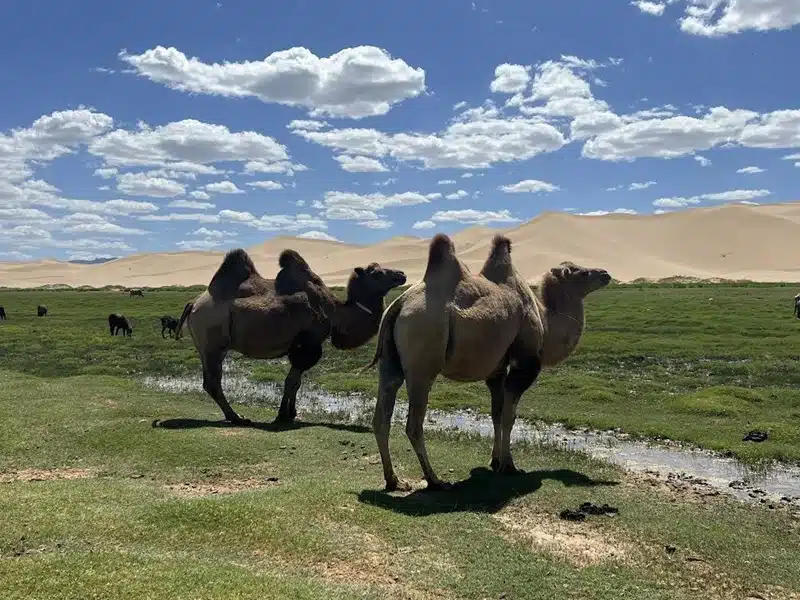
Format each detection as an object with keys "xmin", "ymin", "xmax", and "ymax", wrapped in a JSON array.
[
  {"xmin": 366, "ymin": 233, "xmax": 611, "ymax": 492},
  {"xmin": 176, "ymin": 248, "xmax": 406, "ymax": 425}
]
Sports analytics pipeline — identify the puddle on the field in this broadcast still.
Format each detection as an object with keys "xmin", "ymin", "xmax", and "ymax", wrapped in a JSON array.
[{"xmin": 142, "ymin": 371, "xmax": 800, "ymax": 507}]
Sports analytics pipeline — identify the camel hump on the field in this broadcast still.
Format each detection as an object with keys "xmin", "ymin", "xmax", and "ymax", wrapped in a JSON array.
[
  {"xmin": 208, "ymin": 248, "xmax": 259, "ymax": 299},
  {"xmin": 427, "ymin": 233, "xmax": 456, "ymax": 269},
  {"xmin": 275, "ymin": 248, "xmax": 326, "ymax": 295},
  {"xmin": 279, "ymin": 248, "xmax": 310, "ymax": 271},
  {"xmin": 480, "ymin": 234, "xmax": 515, "ymax": 284}
]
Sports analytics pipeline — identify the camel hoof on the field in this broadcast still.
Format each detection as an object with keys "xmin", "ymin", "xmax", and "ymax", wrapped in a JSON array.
[
  {"xmin": 273, "ymin": 413, "xmax": 296, "ymax": 425},
  {"xmin": 385, "ymin": 478, "xmax": 412, "ymax": 493},
  {"xmin": 227, "ymin": 415, "xmax": 252, "ymax": 426},
  {"xmin": 425, "ymin": 479, "xmax": 453, "ymax": 492},
  {"xmin": 497, "ymin": 463, "xmax": 521, "ymax": 475}
]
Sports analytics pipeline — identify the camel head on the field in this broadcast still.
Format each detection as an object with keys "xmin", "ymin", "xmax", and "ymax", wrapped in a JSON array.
[
  {"xmin": 348, "ymin": 263, "xmax": 407, "ymax": 303},
  {"xmin": 547, "ymin": 261, "xmax": 611, "ymax": 298}
]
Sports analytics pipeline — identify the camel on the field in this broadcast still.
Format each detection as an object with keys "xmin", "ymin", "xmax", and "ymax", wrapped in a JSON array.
[
  {"xmin": 108, "ymin": 313, "xmax": 133, "ymax": 336},
  {"xmin": 365, "ymin": 233, "xmax": 611, "ymax": 492},
  {"xmin": 130, "ymin": 289, "xmax": 144, "ymax": 298},
  {"xmin": 175, "ymin": 247, "xmax": 406, "ymax": 425},
  {"xmin": 794, "ymin": 294, "xmax": 800, "ymax": 318}
]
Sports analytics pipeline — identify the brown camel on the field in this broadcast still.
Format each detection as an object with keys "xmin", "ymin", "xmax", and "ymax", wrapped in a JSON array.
[
  {"xmin": 366, "ymin": 233, "xmax": 610, "ymax": 492},
  {"xmin": 175, "ymin": 247, "xmax": 406, "ymax": 425}
]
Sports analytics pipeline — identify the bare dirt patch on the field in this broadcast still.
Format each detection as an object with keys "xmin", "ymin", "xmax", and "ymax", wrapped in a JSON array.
[
  {"xmin": 0, "ymin": 467, "xmax": 96, "ymax": 484},
  {"xmin": 165, "ymin": 476, "xmax": 280, "ymax": 497},
  {"xmin": 493, "ymin": 506, "xmax": 636, "ymax": 568}
]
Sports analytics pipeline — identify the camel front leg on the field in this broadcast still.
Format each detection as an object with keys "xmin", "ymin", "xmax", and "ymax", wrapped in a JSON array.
[
  {"xmin": 275, "ymin": 333, "xmax": 322, "ymax": 423},
  {"xmin": 373, "ymin": 355, "xmax": 406, "ymax": 491},
  {"xmin": 202, "ymin": 350, "xmax": 251, "ymax": 425},
  {"xmin": 485, "ymin": 368, "xmax": 507, "ymax": 472},
  {"xmin": 497, "ymin": 356, "xmax": 541, "ymax": 474}
]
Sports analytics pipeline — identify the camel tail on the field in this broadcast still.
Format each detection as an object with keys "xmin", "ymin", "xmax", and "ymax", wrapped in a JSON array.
[
  {"xmin": 360, "ymin": 292, "xmax": 405, "ymax": 373},
  {"xmin": 174, "ymin": 301, "xmax": 193, "ymax": 340}
]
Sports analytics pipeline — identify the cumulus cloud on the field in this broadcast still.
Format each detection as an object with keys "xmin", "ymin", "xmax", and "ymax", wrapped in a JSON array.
[
  {"xmin": 140, "ymin": 210, "xmax": 327, "ymax": 232},
  {"xmin": 631, "ymin": 1, "xmax": 666, "ymax": 16},
  {"xmin": 116, "ymin": 172, "xmax": 186, "ymax": 197},
  {"xmin": 359, "ymin": 219, "xmax": 393, "ymax": 229},
  {"xmin": 189, "ymin": 190, "xmax": 211, "ymax": 200},
  {"xmin": 246, "ymin": 180, "xmax": 283, "ymax": 190},
  {"xmin": 243, "ymin": 160, "xmax": 307, "ymax": 176},
  {"xmin": 695, "ymin": 155, "xmax": 712, "ymax": 166},
  {"xmin": 89, "ymin": 119, "xmax": 289, "ymax": 169},
  {"xmin": 319, "ymin": 190, "xmax": 438, "ymax": 223},
  {"xmin": 205, "ymin": 180, "xmax": 245, "ymax": 194},
  {"xmin": 334, "ymin": 154, "xmax": 389, "ymax": 172},
  {"xmin": 628, "ymin": 181, "xmax": 656, "ymax": 190},
  {"xmin": 430, "ymin": 209, "xmax": 520, "ymax": 225},
  {"xmin": 679, "ymin": 0, "xmax": 800, "ymax": 37},
  {"xmin": 445, "ymin": 190, "xmax": 468, "ymax": 200},
  {"xmin": 737, "ymin": 166, "xmax": 765, "ymax": 174},
  {"xmin": 490, "ymin": 64, "xmax": 531, "ymax": 93},
  {"xmin": 412, "ymin": 220, "xmax": 436, "ymax": 230},
  {"xmin": 168, "ymin": 199, "xmax": 216, "ymax": 209},
  {"xmin": 297, "ymin": 230, "xmax": 340, "ymax": 241},
  {"xmin": 119, "ymin": 45, "xmax": 426, "ymax": 119},
  {"xmin": 578, "ymin": 208, "xmax": 638, "ymax": 216},
  {"xmin": 437, "ymin": 180, "xmax": 456, "ymax": 185},
  {"xmin": 499, "ymin": 179, "xmax": 560, "ymax": 194},
  {"xmin": 653, "ymin": 188, "xmax": 771, "ymax": 207}
]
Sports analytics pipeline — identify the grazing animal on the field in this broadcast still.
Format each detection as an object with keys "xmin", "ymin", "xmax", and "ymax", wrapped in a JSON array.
[
  {"xmin": 0, "ymin": 306, "xmax": 5, "ymax": 320},
  {"xmin": 108, "ymin": 313, "xmax": 133, "ymax": 336},
  {"xmin": 366, "ymin": 233, "xmax": 611, "ymax": 492},
  {"xmin": 160, "ymin": 315, "xmax": 179, "ymax": 338},
  {"xmin": 130, "ymin": 289, "xmax": 143, "ymax": 298},
  {"xmin": 175, "ymin": 248, "xmax": 406, "ymax": 425},
  {"xmin": 794, "ymin": 294, "xmax": 800, "ymax": 318},
  {"xmin": 37, "ymin": 305, "xmax": 47, "ymax": 317}
]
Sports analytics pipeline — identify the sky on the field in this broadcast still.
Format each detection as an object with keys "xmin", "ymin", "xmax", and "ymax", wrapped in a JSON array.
[{"xmin": 1, "ymin": 0, "xmax": 800, "ymax": 262}]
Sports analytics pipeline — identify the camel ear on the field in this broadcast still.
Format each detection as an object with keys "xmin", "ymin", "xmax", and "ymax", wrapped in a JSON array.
[{"xmin": 354, "ymin": 267, "xmax": 365, "ymax": 277}]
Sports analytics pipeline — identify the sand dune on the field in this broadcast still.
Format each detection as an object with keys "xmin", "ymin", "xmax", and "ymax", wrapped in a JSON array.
[{"xmin": 2, "ymin": 202, "xmax": 800, "ymax": 289}]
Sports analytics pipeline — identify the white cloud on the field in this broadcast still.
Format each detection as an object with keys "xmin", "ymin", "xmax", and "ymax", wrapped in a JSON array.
[
  {"xmin": 175, "ymin": 239, "xmax": 227, "ymax": 250},
  {"xmin": 679, "ymin": 0, "xmax": 800, "ymax": 37},
  {"xmin": 653, "ymin": 188, "xmax": 771, "ymax": 207},
  {"xmin": 63, "ymin": 222, "xmax": 147, "ymax": 236},
  {"xmin": 461, "ymin": 172, "xmax": 475, "ymax": 178},
  {"xmin": 632, "ymin": 1, "xmax": 666, "ymax": 16},
  {"xmin": 191, "ymin": 227, "xmax": 236, "ymax": 238},
  {"xmin": 116, "ymin": 172, "xmax": 186, "ymax": 197},
  {"xmin": 437, "ymin": 180, "xmax": 456, "ymax": 185},
  {"xmin": 499, "ymin": 179, "xmax": 560, "ymax": 194},
  {"xmin": 0, "ymin": 250, "xmax": 33, "ymax": 261},
  {"xmin": 628, "ymin": 180, "xmax": 656, "ymax": 190},
  {"xmin": 490, "ymin": 64, "xmax": 531, "ymax": 94},
  {"xmin": 119, "ymin": 45, "xmax": 426, "ymax": 119},
  {"xmin": 243, "ymin": 160, "xmax": 307, "ymax": 176},
  {"xmin": 139, "ymin": 210, "xmax": 326, "ymax": 232},
  {"xmin": 246, "ymin": 180, "xmax": 283, "ymax": 190},
  {"xmin": 189, "ymin": 190, "xmax": 211, "ymax": 200},
  {"xmin": 89, "ymin": 119, "xmax": 289, "ymax": 169},
  {"xmin": 783, "ymin": 153, "xmax": 800, "ymax": 160},
  {"xmin": 297, "ymin": 230, "xmax": 340, "ymax": 241},
  {"xmin": 334, "ymin": 154, "xmax": 389, "ymax": 172},
  {"xmin": 168, "ymin": 199, "xmax": 216, "ymax": 209},
  {"xmin": 695, "ymin": 155, "xmax": 712, "ymax": 167},
  {"xmin": 737, "ymin": 166, "xmax": 765, "ymax": 174},
  {"xmin": 412, "ymin": 220, "xmax": 436, "ymax": 230},
  {"xmin": 359, "ymin": 219, "xmax": 393, "ymax": 229},
  {"xmin": 205, "ymin": 180, "xmax": 245, "ymax": 194},
  {"xmin": 430, "ymin": 209, "xmax": 520, "ymax": 225},
  {"xmin": 578, "ymin": 208, "xmax": 638, "ymax": 216},
  {"xmin": 94, "ymin": 167, "xmax": 118, "ymax": 179},
  {"xmin": 320, "ymin": 190, "xmax": 438, "ymax": 222},
  {"xmin": 445, "ymin": 189, "xmax": 468, "ymax": 200},
  {"xmin": 287, "ymin": 120, "xmax": 328, "ymax": 131}
]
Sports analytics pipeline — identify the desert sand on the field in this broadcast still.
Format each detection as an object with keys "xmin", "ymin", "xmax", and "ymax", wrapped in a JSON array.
[{"xmin": 2, "ymin": 202, "xmax": 799, "ymax": 289}]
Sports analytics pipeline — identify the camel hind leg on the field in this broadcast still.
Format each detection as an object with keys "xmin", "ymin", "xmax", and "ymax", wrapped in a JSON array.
[{"xmin": 405, "ymin": 374, "xmax": 449, "ymax": 491}]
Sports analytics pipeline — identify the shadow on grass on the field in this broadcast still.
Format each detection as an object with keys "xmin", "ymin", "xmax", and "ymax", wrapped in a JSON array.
[
  {"xmin": 151, "ymin": 417, "xmax": 370, "ymax": 434},
  {"xmin": 357, "ymin": 466, "xmax": 619, "ymax": 516}
]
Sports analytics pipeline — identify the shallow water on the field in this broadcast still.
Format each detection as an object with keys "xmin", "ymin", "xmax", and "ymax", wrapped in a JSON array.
[{"xmin": 142, "ymin": 370, "xmax": 800, "ymax": 506}]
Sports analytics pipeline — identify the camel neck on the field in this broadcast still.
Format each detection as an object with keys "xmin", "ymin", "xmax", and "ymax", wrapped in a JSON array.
[
  {"xmin": 330, "ymin": 297, "xmax": 383, "ymax": 350},
  {"xmin": 538, "ymin": 293, "xmax": 586, "ymax": 367}
]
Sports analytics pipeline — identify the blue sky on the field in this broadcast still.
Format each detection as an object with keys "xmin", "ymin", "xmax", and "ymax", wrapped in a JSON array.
[{"xmin": 1, "ymin": 0, "xmax": 799, "ymax": 261}]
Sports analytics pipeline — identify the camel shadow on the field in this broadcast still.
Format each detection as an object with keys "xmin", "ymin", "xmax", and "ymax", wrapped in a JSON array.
[
  {"xmin": 151, "ymin": 417, "xmax": 370, "ymax": 434},
  {"xmin": 357, "ymin": 466, "xmax": 619, "ymax": 516}
]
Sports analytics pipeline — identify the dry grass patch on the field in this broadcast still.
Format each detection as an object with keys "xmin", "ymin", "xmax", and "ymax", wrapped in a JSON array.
[
  {"xmin": 493, "ymin": 505, "xmax": 637, "ymax": 568},
  {"xmin": 165, "ymin": 476, "xmax": 280, "ymax": 497},
  {"xmin": 0, "ymin": 467, "xmax": 96, "ymax": 484}
]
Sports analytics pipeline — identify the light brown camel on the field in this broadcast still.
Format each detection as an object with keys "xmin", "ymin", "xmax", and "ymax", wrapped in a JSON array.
[
  {"xmin": 365, "ymin": 233, "xmax": 611, "ymax": 492},
  {"xmin": 175, "ymin": 247, "xmax": 406, "ymax": 425}
]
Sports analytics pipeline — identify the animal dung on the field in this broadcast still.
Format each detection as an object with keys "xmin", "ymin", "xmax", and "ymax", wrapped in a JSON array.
[
  {"xmin": 742, "ymin": 430, "xmax": 768, "ymax": 442},
  {"xmin": 559, "ymin": 502, "xmax": 619, "ymax": 522}
]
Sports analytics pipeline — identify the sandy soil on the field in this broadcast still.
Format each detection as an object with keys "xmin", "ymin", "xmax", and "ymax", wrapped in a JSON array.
[{"xmin": 2, "ymin": 202, "xmax": 799, "ymax": 288}]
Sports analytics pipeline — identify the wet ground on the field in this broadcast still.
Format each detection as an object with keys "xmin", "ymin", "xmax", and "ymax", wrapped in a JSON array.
[{"xmin": 142, "ymin": 369, "xmax": 800, "ymax": 509}]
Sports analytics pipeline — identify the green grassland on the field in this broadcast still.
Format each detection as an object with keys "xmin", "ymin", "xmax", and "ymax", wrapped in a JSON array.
[
  {"xmin": 1, "ymin": 283, "xmax": 799, "ymax": 464},
  {"xmin": 1, "ymin": 285, "xmax": 800, "ymax": 598}
]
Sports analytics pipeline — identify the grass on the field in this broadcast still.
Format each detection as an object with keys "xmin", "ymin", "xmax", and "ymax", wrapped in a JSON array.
[
  {"xmin": 1, "ymin": 369, "xmax": 799, "ymax": 599},
  {"xmin": 1, "ymin": 284, "xmax": 800, "ymax": 464}
]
